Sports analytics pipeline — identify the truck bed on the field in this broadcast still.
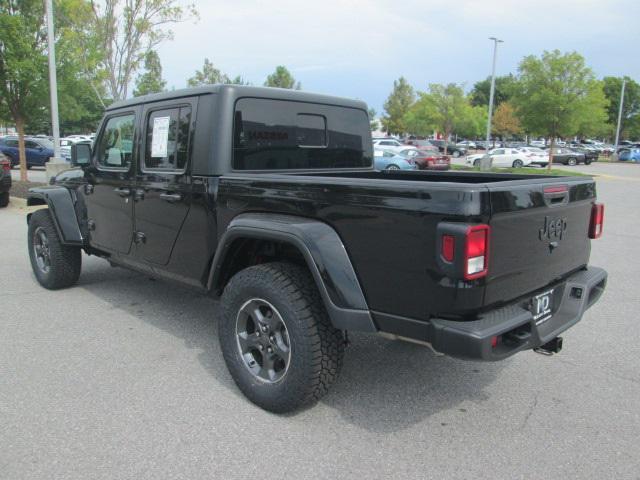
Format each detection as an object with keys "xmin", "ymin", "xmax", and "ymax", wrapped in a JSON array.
[{"xmin": 217, "ymin": 169, "xmax": 596, "ymax": 322}]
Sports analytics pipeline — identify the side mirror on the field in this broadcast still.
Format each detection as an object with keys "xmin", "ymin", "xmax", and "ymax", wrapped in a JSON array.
[{"xmin": 71, "ymin": 143, "xmax": 91, "ymax": 167}]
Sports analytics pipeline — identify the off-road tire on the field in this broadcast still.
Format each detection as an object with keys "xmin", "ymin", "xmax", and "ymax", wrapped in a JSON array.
[
  {"xmin": 0, "ymin": 191, "xmax": 8, "ymax": 207},
  {"xmin": 219, "ymin": 262, "xmax": 344, "ymax": 413},
  {"xmin": 28, "ymin": 209, "xmax": 81, "ymax": 289}
]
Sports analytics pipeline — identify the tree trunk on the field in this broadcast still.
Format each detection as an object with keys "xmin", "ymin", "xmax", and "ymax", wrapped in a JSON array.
[
  {"xmin": 547, "ymin": 137, "xmax": 555, "ymax": 171},
  {"xmin": 16, "ymin": 116, "xmax": 27, "ymax": 182},
  {"xmin": 444, "ymin": 129, "xmax": 449, "ymax": 156}
]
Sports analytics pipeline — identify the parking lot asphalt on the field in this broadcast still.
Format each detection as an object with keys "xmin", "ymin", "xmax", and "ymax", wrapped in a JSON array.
[{"xmin": 1, "ymin": 164, "xmax": 639, "ymax": 479}]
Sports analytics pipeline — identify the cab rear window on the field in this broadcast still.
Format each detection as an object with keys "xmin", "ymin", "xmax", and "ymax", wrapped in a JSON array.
[{"xmin": 232, "ymin": 98, "xmax": 372, "ymax": 170}]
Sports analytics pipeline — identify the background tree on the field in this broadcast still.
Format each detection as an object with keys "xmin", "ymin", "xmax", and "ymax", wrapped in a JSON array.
[
  {"xmin": 88, "ymin": 0, "xmax": 198, "ymax": 101},
  {"xmin": 417, "ymin": 83, "xmax": 469, "ymax": 153},
  {"xmin": 187, "ymin": 57, "xmax": 228, "ymax": 86},
  {"xmin": 382, "ymin": 77, "xmax": 414, "ymax": 135},
  {"xmin": 264, "ymin": 65, "xmax": 300, "ymax": 89},
  {"xmin": 491, "ymin": 102, "xmax": 521, "ymax": 139},
  {"xmin": 0, "ymin": 0, "xmax": 48, "ymax": 181},
  {"xmin": 602, "ymin": 76, "xmax": 640, "ymax": 140},
  {"xmin": 470, "ymin": 75, "xmax": 517, "ymax": 107},
  {"xmin": 511, "ymin": 50, "xmax": 607, "ymax": 169},
  {"xmin": 134, "ymin": 50, "xmax": 166, "ymax": 96},
  {"xmin": 368, "ymin": 107, "xmax": 379, "ymax": 131}
]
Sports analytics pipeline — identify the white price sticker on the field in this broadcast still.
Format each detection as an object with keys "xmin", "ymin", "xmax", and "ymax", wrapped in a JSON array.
[{"xmin": 151, "ymin": 116, "xmax": 170, "ymax": 157}]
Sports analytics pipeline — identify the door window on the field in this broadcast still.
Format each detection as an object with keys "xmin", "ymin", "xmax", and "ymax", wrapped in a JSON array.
[
  {"xmin": 25, "ymin": 140, "xmax": 39, "ymax": 149},
  {"xmin": 492, "ymin": 149, "xmax": 505, "ymax": 155},
  {"xmin": 96, "ymin": 114, "xmax": 136, "ymax": 170},
  {"xmin": 144, "ymin": 106, "xmax": 192, "ymax": 172}
]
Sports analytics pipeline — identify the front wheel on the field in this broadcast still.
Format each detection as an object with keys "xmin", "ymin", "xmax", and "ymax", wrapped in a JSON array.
[
  {"xmin": 219, "ymin": 262, "xmax": 344, "ymax": 413},
  {"xmin": 585, "ymin": 159, "xmax": 592, "ymax": 165},
  {"xmin": 28, "ymin": 209, "xmax": 81, "ymax": 289},
  {"xmin": 567, "ymin": 157, "xmax": 577, "ymax": 166},
  {"xmin": 386, "ymin": 164, "xmax": 400, "ymax": 170},
  {"xmin": 452, "ymin": 150, "xmax": 461, "ymax": 158},
  {"xmin": 512, "ymin": 159, "xmax": 524, "ymax": 168}
]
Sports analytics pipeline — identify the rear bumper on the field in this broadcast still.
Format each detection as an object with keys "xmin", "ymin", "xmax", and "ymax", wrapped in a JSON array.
[{"xmin": 374, "ymin": 266, "xmax": 607, "ymax": 361}]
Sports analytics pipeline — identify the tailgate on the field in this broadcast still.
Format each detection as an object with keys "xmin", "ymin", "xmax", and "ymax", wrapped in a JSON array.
[{"xmin": 484, "ymin": 179, "xmax": 596, "ymax": 307}]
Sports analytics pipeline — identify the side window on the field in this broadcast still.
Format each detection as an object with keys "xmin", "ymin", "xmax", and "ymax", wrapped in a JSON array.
[
  {"xmin": 144, "ymin": 106, "xmax": 192, "ymax": 171},
  {"xmin": 6, "ymin": 139, "xmax": 19, "ymax": 147},
  {"xmin": 25, "ymin": 140, "xmax": 39, "ymax": 149},
  {"xmin": 96, "ymin": 114, "xmax": 136, "ymax": 169},
  {"xmin": 493, "ymin": 149, "xmax": 505, "ymax": 155}
]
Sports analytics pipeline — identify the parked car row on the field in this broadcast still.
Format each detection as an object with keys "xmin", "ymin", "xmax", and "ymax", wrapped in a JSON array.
[{"xmin": 0, "ymin": 136, "xmax": 54, "ymax": 168}]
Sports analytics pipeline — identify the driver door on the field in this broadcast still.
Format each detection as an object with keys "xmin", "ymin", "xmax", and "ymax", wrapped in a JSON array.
[
  {"xmin": 84, "ymin": 110, "xmax": 140, "ymax": 255},
  {"xmin": 490, "ymin": 148, "xmax": 507, "ymax": 167}
]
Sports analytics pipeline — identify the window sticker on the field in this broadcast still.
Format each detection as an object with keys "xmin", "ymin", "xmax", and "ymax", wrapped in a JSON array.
[{"xmin": 151, "ymin": 116, "xmax": 171, "ymax": 157}]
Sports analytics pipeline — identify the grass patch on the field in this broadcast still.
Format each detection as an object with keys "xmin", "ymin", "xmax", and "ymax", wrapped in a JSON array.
[{"xmin": 451, "ymin": 164, "xmax": 589, "ymax": 176}]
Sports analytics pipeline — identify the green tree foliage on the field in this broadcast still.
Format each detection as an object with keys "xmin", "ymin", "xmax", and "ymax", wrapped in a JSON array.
[
  {"xmin": 368, "ymin": 107, "xmax": 379, "ymax": 131},
  {"xmin": 187, "ymin": 57, "xmax": 228, "ymax": 86},
  {"xmin": 89, "ymin": 0, "xmax": 198, "ymax": 100},
  {"xmin": 602, "ymin": 76, "xmax": 640, "ymax": 140},
  {"xmin": 264, "ymin": 65, "xmax": 300, "ymax": 89},
  {"xmin": 470, "ymin": 75, "xmax": 517, "ymax": 107},
  {"xmin": 187, "ymin": 58, "xmax": 250, "ymax": 86},
  {"xmin": 382, "ymin": 77, "xmax": 414, "ymax": 135},
  {"xmin": 134, "ymin": 50, "xmax": 166, "ymax": 96},
  {"xmin": 403, "ymin": 83, "xmax": 471, "ymax": 153},
  {"xmin": 511, "ymin": 50, "xmax": 608, "ymax": 168},
  {"xmin": 0, "ymin": 0, "xmax": 49, "ymax": 180}
]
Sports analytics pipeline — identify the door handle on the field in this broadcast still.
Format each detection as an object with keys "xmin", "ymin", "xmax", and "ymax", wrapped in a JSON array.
[
  {"xmin": 114, "ymin": 187, "xmax": 131, "ymax": 198},
  {"xmin": 133, "ymin": 189, "xmax": 145, "ymax": 201},
  {"xmin": 159, "ymin": 192, "xmax": 182, "ymax": 203}
]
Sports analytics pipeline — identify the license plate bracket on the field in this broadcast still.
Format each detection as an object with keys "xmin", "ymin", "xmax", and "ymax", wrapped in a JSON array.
[{"xmin": 531, "ymin": 289, "xmax": 554, "ymax": 325}]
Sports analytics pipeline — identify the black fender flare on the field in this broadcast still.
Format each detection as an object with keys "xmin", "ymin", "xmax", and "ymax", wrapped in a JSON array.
[
  {"xmin": 208, "ymin": 213, "xmax": 376, "ymax": 333},
  {"xmin": 26, "ymin": 187, "xmax": 83, "ymax": 246}
]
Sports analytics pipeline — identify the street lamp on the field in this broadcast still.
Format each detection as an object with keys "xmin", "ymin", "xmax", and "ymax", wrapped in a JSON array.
[
  {"xmin": 613, "ymin": 78, "xmax": 626, "ymax": 156},
  {"xmin": 482, "ymin": 36, "xmax": 503, "ymax": 170}
]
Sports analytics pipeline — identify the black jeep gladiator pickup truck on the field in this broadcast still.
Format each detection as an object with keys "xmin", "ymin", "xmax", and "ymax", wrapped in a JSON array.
[{"xmin": 26, "ymin": 85, "xmax": 607, "ymax": 412}]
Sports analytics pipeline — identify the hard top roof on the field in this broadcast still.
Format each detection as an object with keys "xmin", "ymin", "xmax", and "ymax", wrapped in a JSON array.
[{"xmin": 108, "ymin": 84, "xmax": 368, "ymax": 111}]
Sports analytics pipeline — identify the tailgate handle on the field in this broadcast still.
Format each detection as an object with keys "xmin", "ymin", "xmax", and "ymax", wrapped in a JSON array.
[{"xmin": 543, "ymin": 185, "xmax": 569, "ymax": 207}]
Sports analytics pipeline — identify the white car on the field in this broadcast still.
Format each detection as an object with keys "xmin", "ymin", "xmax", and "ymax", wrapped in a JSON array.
[
  {"xmin": 518, "ymin": 147, "xmax": 549, "ymax": 166},
  {"xmin": 457, "ymin": 140, "xmax": 477, "ymax": 149},
  {"xmin": 466, "ymin": 148, "xmax": 533, "ymax": 168},
  {"xmin": 372, "ymin": 139, "xmax": 416, "ymax": 153},
  {"xmin": 529, "ymin": 140, "xmax": 546, "ymax": 148}
]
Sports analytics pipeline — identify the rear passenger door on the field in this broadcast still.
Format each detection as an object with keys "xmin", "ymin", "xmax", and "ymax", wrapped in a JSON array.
[{"xmin": 133, "ymin": 99, "xmax": 196, "ymax": 265}]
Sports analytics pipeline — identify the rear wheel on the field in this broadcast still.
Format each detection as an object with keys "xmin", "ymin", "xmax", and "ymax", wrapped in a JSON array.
[
  {"xmin": 28, "ymin": 209, "xmax": 81, "ymax": 289},
  {"xmin": 473, "ymin": 159, "xmax": 480, "ymax": 167},
  {"xmin": 512, "ymin": 159, "xmax": 524, "ymax": 168},
  {"xmin": 0, "ymin": 191, "xmax": 9, "ymax": 208},
  {"xmin": 452, "ymin": 150, "xmax": 461, "ymax": 158},
  {"xmin": 219, "ymin": 262, "xmax": 344, "ymax": 413},
  {"xmin": 585, "ymin": 159, "xmax": 592, "ymax": 165},
  {"xmin": 567, "ymin": 157, "xmax": 577, "ymax": 166}
]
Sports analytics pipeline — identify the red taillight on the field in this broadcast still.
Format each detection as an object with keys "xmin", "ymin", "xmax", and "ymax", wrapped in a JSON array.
[
  {"xmin": 441, "ymin": 235, "xmax": 455, "ymax": 262},
  {"xmin": 589, "ymin": 203, "xmax": 604, "ymax": 239},
  {"xmin": 464, "ymin": 225, "xmax": 489, "ymax": 280}
]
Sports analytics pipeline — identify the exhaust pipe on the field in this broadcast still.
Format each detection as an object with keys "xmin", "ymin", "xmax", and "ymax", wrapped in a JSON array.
[{"xmin": 534, "ymin": 337, "xmax": 563, "ymax": 356}]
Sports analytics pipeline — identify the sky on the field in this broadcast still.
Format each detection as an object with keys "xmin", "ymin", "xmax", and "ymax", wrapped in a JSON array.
[{"xmin": 156, "ymin": 0, "xmax": 640, "ymax": 114}]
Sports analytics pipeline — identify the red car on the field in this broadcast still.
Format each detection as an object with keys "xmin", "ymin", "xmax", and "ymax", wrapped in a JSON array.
[{"xmin": 398, "ymin": 148, "xmax": 451, "ymax": 170}]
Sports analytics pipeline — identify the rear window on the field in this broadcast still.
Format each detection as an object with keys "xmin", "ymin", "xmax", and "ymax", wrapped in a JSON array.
[{"xmin": 233, "ymin": 98, "xmax": 373, "ymax": 170}]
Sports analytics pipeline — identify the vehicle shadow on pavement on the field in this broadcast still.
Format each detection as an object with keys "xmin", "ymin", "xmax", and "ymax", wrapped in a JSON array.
[
  {"xmin": 78, "ymin": 260, "xmax": 506, "ymax": 432},
  {"xmin": 321, "ymin": 334, "xmax": 505, "ymax": 432}
]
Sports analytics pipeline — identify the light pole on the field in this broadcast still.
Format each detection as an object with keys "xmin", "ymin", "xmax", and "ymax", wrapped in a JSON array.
[
  {"xmin": 613, "ymin": 78, "xmax": 626, "ymax": 155},
  {"xmin": 480, "ymin": 37, "xmax": 503, "ymax": 170}
]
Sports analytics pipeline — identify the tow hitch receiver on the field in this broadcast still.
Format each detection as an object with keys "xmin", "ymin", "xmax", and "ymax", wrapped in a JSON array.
[{"xmin": 534, "ymin": 337, "xmax": 563, "ymax": 356}]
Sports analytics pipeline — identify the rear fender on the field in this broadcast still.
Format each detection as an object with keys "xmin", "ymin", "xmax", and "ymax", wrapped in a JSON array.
[{"xmin": 208, "ymin": 213, "xmax": 376, "ymax": 332}]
